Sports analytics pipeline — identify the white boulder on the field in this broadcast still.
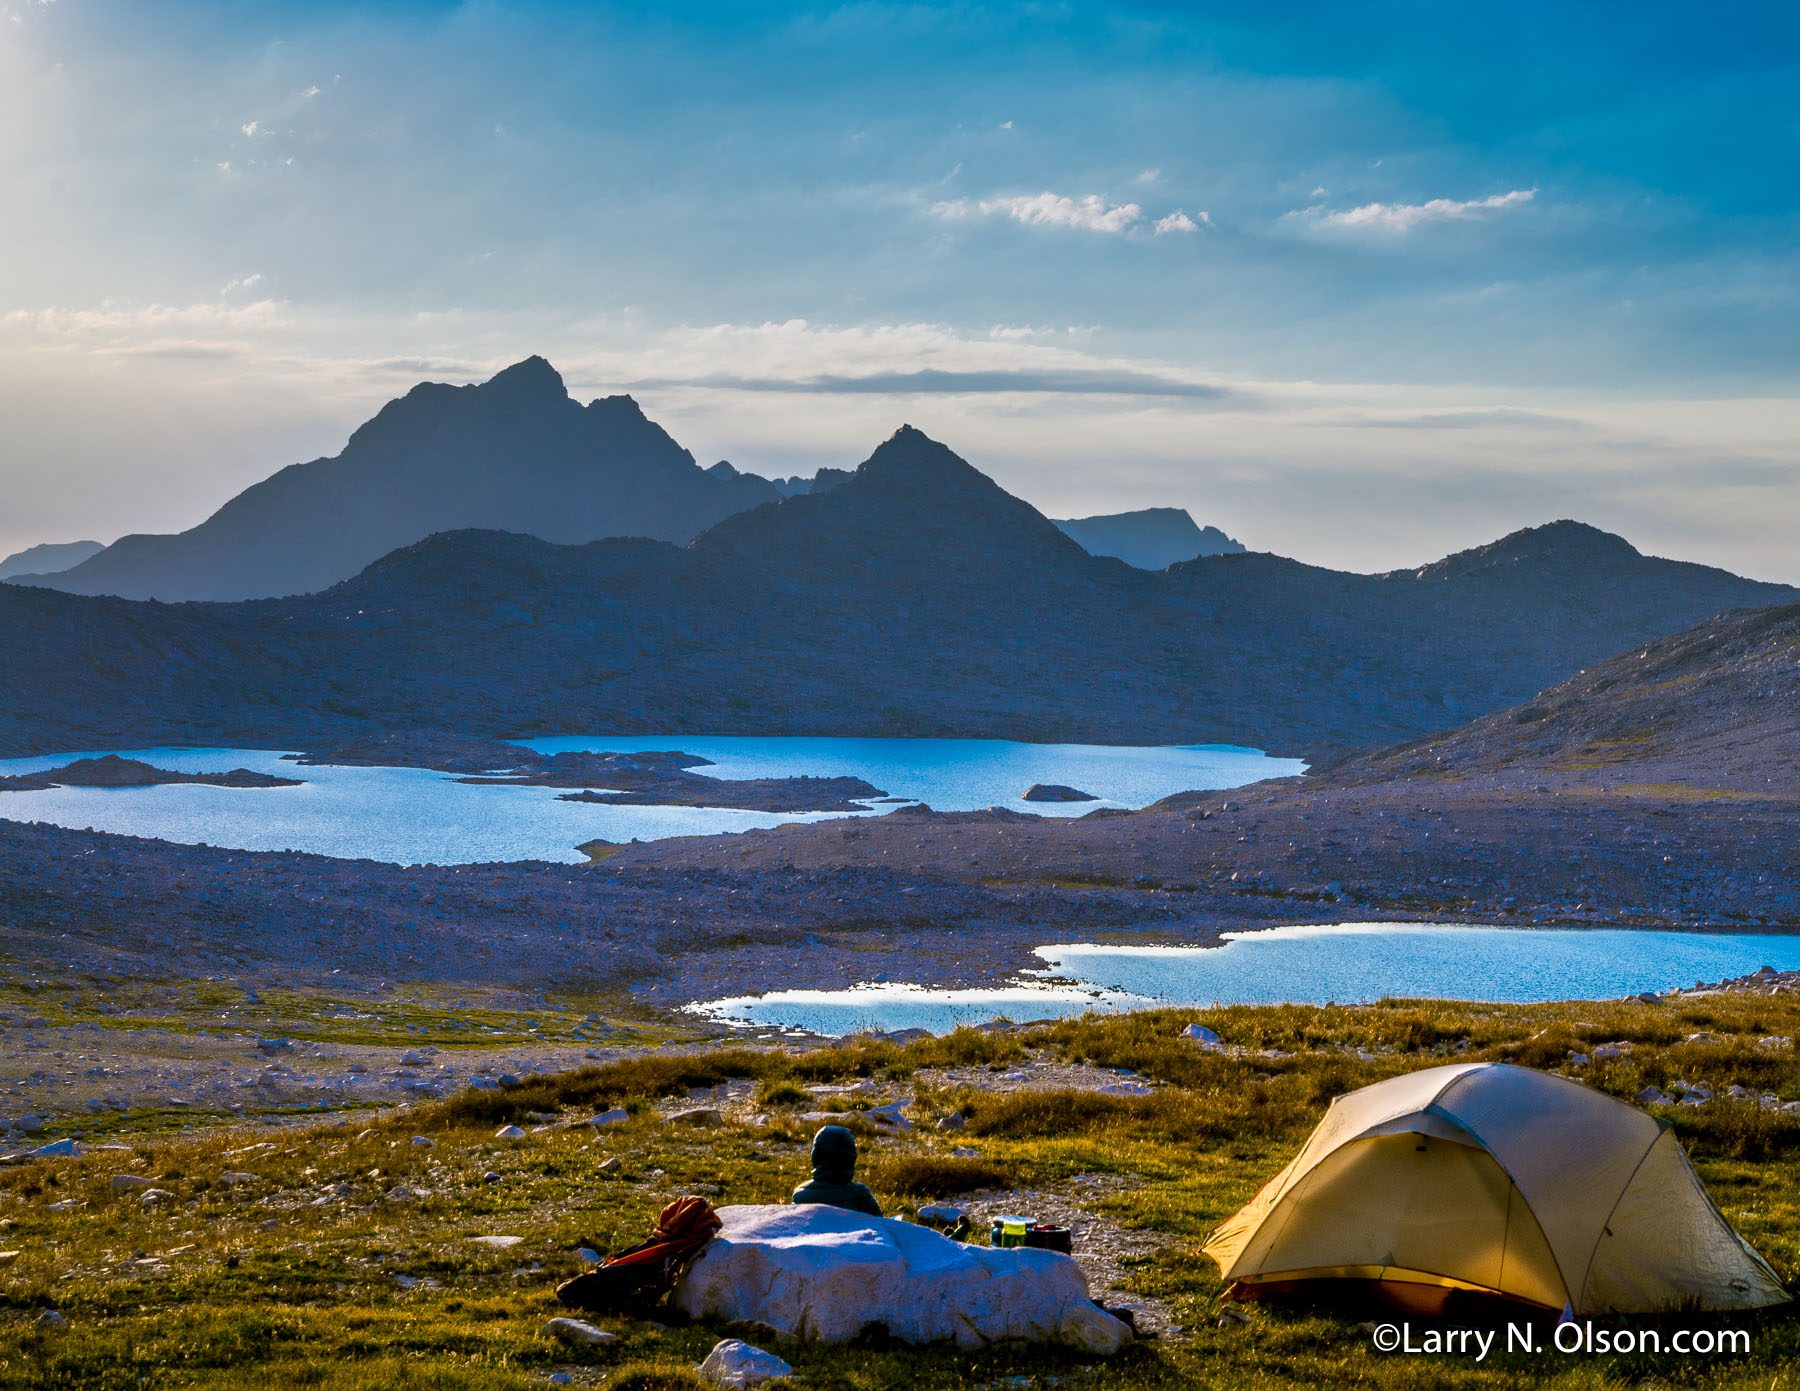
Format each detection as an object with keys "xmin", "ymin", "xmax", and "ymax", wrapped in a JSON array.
[
  {"xmin": 696, "ymin": 1337, "xmax": 793, "ymax": 1388},
  {"xmin": 544, "ymin": 1316, "xmax": 618, "ymax": 1348},
  {"xmin": 672, "ymin": 1204, "xmax": 1131, "ymax": 1352}
]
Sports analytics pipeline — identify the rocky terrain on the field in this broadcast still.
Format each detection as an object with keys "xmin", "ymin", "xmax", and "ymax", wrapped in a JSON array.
[
  {"xmin": 5, "ymin": 358, "xmax": 781, "ymax": 602},
  {"xmin": 0, "ymin": 755, "xmax": 301, "ymax": 793},
  {"xmin": 1327, "ymin": 598, "xmax": 1800, "ymax": 797},
  {"xmin": 3, "ymin": 428, "xmax": 1793, "ymax": 760}
]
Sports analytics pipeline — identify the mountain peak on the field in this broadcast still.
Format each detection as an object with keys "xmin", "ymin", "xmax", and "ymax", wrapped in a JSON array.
[
  {"xmin": 481, "ymin": 355, "xmax": 568, "ymax": 401},
  {"xmin": 691, "ymin": 426, "xmax": 1089, "ymax": 574},
  {"xmin": 1412, "ymin": 520, "xmax": 1641, "ymax": 581}
]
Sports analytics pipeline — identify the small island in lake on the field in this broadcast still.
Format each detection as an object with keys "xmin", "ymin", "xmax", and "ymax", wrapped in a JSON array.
[
  {"xmin": 293, "ymin": 729, "xmax": 886, "ymax": 812},
  {"xmin": 0, "ymin": 754, "xmax": 302, "ymax": 792}
]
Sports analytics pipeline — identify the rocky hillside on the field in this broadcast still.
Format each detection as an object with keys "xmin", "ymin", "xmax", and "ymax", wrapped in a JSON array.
[
  {"xmin": 0, "ymin": 428, "xmax": 1793, "ymax": 758},
  {"xmin": 1052, "ymin": 507, "xmax": 1244, "ymax": 568},
  {"xmin": 5, "ymin": 358, "xmax": 780, "ymax": 602},
  {"xmin": 1329, "ymin": 600, "xmax": 1800, "ymax": 795}
]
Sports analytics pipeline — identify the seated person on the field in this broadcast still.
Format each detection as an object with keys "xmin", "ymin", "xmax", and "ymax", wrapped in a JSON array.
[{"xmin": 790, "ymin": 1124, "xmax": 882, "ymax": 1217}]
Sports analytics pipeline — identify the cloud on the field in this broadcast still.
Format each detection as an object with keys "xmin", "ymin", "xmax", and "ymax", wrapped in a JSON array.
[
  {"xmin": 625, "ymin": 366, "xmax": 1243, "ymax": 401},
  {"xmin": 1153, "ymin": 210, "xmax": 1200, "ymax": 235},
  {"xmin": 933, "ymin": 192, "xmax": 1145, "ymax": 234},
  {"xmin": 1334, "ymin": 406, "xmax": 1587, "ymax": 431},
  {"xmin": 1301, "ymin": 188, "xmax": 1537, "ymax": 233}
]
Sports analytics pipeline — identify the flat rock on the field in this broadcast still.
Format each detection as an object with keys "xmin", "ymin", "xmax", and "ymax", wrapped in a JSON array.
[
  {"xmin": 544, "ymin": 1316, "xmax": 618, "ymax": 1348},
  {"xmin": 666, "ymin": 1107, "xmax": 724, "ymax": 1127},
  {"xmin": 494, "ymin": 1125, "xmax": 527, "ymax": 1140},
  {"xmin": 589, "ymin": 1108, "xmax": 629, "ymax": 1127},
  {"xmin": 673, "ymin": 1203, "xmax": 1132, "ymax": 1352},
  {"xmin": 109, "ymin": 1174, "xmax": 152, "ymax": 1192},
  {"xmin": 696, "ymin": 1337, "xmax": 794, "ymax": 1388},
  {"xmin": 468, "ymin": 1235, "xmax": 525, "ymax": 1249}
]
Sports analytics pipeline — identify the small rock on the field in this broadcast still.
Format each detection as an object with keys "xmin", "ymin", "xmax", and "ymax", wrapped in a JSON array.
[
  {"xmin": 494, "ymin": 1125, "xmax": 528, "ymax": 1140},
  {"xmin": 0, "ymin": 1251, "xmax": 18, "ymax": 1268},
  {"xmin": 15, "ymin": 1116, "xmax": 43, "ymax": 1135},
  {"xmin": 546, "ymin": 1315, "xmax": 619, "ymax": 1348},
  {"xmin": 34, "ymin": 1310, "xmax": 67, "ymax": 1331},
  {"xmin": 951, "ymin": 1147, "xmax": 979, "ymax": 1158},
  {"xmin": 548, "ymin": 1375, "xmax": 574, "ymax": 1386},
  {"xmin": 575, "ymin": 1246, "xmax": 600, "ymax": 1264},
  {"xmin": 498, "ymin": 1075, "xmax": 520, "ymax": 1087},
  {"xmin": 598, "ymin": 1157, "xmax": 622, "ymax": 1175},
  {"xmin": 384, "ymin": 1185, "xmax": 420, "ymax": 1204},
  {"xmin": 1181, "ymin": 1023, "xmax": 1222, "ymax": 1047},
  {"xmin": 218, "ymin": 1171, "xmax": 260, "ymax": 1185},
  {"xmin": 1635, "ymin": 1087, "xmax": 1670, "ymax": 1107},
  {"xmin": 696, "ymin": 1338, "xmax": 793, "ymax": 1389},
  {"xmin": 482, "ymin": 1171, "xmax": 503, "ymax": 1185},
  {"xmin": 863, "ymin": 1102, "xmax": 911, "ymax": 1131},
  {"xmin": 410, "ymin": 1136, "xmax": 435, "ymax": 1148},
  {"xmin": 32, "ymin": 1138, "xmax": 81, "ymax": 1158},
  {"xmin": 109, "ymin": 1174, "xmax": 153, "ymax": 1192},
  {"xmin": 666, "ymin": 1108, "xmax": 724, "ymax": 1127},
  {"xmin": 916, "ymin": 1204, "xmax": 965, "ymax": 1226},
  {"xmin": 139, "ymin": 1189, "xmax": 174, "ymax": 1207},
  {"xmin": 588, "ymin": 1108, "xmax": 629, "ymax": 1128},
  {"xmin": 400, "ymin": 1051, "xmax": 429, "ymax": 1067},
  {"xmin": 935, "ymin": 1113, "xmax": 966, "ymax": 1132},
  {"xmin": 468, "ymin": 1235, "xmax": 525, "ymax": 1249}
]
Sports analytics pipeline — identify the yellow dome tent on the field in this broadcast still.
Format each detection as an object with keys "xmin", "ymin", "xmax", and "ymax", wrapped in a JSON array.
[{"xmin": 1204, "ymin": 1063, "xmax": 1788, "ymax": 1316}]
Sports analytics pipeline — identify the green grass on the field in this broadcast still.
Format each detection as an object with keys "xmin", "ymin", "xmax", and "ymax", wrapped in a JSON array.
[{"xmin": 2, "ymin": 997, "xmax": 1797, "ymax": 1388}]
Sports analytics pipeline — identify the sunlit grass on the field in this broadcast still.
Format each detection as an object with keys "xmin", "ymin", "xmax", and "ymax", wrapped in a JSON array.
[{"xmin": 2, "ymin": 997, "xmax": 1796, "ymax": 1387}]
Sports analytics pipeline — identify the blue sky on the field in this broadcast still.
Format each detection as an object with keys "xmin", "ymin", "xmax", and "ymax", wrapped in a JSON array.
[{"xmin": 3, "ymin": 1, "xmax": 1797, "ymax": 578}]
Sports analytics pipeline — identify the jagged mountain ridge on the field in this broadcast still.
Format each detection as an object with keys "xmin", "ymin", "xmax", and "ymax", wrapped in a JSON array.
[
  {"xmin": 1052, "ymin": 507, "xmax": 1245, "ymax": 569},
  {"xmin": 0, "ymin": 426, "xmax": 1793, "ymax": 758},
  {"xmin": 8, "ymin": 358, "xmax": 781, "ymax": 602}
]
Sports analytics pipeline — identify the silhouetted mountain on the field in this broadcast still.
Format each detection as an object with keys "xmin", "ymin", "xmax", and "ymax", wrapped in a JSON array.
[
  {"xmin": 768, "ymin": 467, "xmax": 854, "ymax": 498},
  {"xmin": 0, "ymin": 539, "xmax": 104, "ymax": 581},
  {"xmin": 0, "ymin": 429, "xmax": 1792, "ymax": 758},
  {"xmin": 9, "ymin": 358, "xmax": 780, "ymax": 602},
  {"xmin": 1052, "ymin": 507, "xmax": 1244, "ymax": 569}
]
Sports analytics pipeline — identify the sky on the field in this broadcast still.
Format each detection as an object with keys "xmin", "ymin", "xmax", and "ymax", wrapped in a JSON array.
[{"xmin": 2, "ymin": 0, "xmax": 1798, "ymax": 579}]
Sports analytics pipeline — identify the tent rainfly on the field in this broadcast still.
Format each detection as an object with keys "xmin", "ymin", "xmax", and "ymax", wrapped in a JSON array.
[{"xmin": 1204, "ymin": 1062, "xmax": 1789, "ymax": 1316}]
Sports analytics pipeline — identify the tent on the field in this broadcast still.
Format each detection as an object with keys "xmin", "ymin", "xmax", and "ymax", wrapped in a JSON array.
[{"xmin": 1204, "ymin": 1062, "xmax": 1788, "ymax": 1316}]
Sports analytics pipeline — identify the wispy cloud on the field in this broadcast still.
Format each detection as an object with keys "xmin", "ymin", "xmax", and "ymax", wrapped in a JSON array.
[
  {"xmin": 625, "ymin": 366, "xmax": 1242, "ymax": 401},
  {"xmin": 1153, "ymin": 210, "xmax": 1202, "ymax": 235},
  {"xmin": 1332, "ymin": 406, "xmax": 1586, "ymax": 431},
  {"xmin": 1299, "ymin": 188, "xmax": 1537, "ymax": 233},
  {"xmin": 932, "ymin": 193, "xmax": 1145, "ymax": 234}
]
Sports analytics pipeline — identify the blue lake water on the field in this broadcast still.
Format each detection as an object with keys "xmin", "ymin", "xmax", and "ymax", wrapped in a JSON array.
[
  {"xmin": 696, "ymin": 923, "xmax": 1800, "ymax": 1035},
  {"xmin": 0, "ymin": 738, "xmax": 1300, "ymax": 865}
]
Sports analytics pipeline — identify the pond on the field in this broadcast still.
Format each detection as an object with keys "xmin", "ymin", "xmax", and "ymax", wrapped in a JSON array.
[
  {"xmin": 694, "ymin": 923, "xmax": 1800, "ymax": 1035},
  {"xmin": 0, "ymin": 737, "xmax": 1300, "ymax": 865}
]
